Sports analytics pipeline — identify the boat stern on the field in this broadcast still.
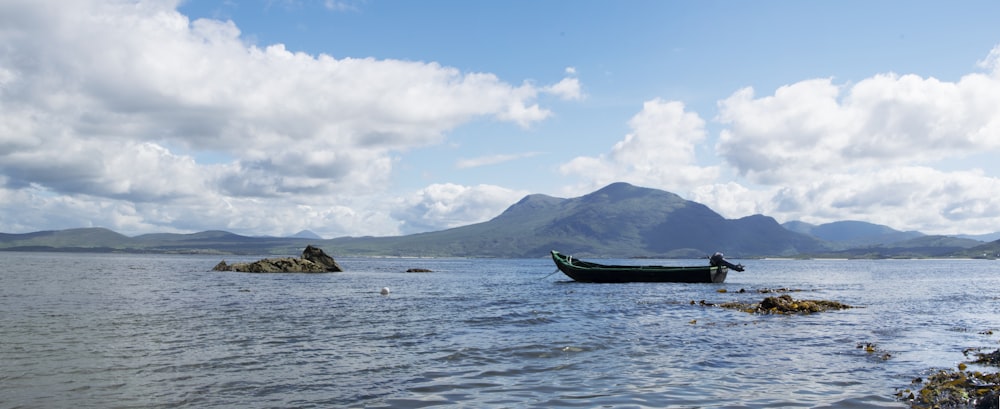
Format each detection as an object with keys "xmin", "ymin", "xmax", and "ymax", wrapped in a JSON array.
[{"xmin": 711, "ymin": 266, "xmax": 728, "ymax": 283}]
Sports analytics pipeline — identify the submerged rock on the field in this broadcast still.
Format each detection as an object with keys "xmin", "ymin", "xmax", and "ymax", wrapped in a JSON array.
[
  {"xmin": 212, "ymin": 245, "xmax": 343, "ymax": 273},
  {"xmin": 967, "ymin": 348, "xmax": 1000, "ymax": 367},
  {"xmin": 857, "ymin": 342, "xmax": 892, "ymax": 361}
]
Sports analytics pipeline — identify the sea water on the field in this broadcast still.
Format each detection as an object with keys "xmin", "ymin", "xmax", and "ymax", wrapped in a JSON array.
[{"xmin": 2, "ymin": 252, "xmax": 1000, "ymax": 408}]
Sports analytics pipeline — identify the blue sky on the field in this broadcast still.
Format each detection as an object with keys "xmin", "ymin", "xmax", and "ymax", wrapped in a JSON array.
[{"xmin": 3, "ymin": 0, "xmax": 1000, "ymax": 238}]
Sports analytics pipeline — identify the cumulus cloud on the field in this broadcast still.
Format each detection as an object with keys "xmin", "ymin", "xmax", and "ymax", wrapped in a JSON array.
[
  {"xmin": 559, "ymin": 99, "xmax": 720, "ymax": 194},
  {"xmin": 716, "ymin": 72, "xmax": 1000, "ymax": 184},
  {"xmin": 758, "ymin": 167, "xmax": 1000, "ymax": 234},
  {"xmin": 689, "ymin": 182, "xmax": 772, "ymax": 222},
  {"xmin": 545, "ymin": 77, "xmax": 583, "ymax": 101},
  {"xmin": 392, "ymin": 184, "xmax": 529, "ymax": 234},
  {"xmin": 702, "ymin": 52, "xmax": 1000, "ymax": 235},
  {"xmin": 0, "ymin": 0, "xmax": 575, "ymax": 236}
]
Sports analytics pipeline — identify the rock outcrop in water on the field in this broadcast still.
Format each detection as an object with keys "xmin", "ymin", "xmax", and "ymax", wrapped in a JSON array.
[
  {"xmin": 212, "ymin": 245, "xmax": 343, "ymax": 273},
  {"xmin": 719, "ymin": 294, "xmax": 853, "ymax": 314}
]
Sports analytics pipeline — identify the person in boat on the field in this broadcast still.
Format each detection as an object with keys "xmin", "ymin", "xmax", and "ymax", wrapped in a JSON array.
[{"xmin": 709, "ymin": 252, "xmax": 745, "ymax": 272}]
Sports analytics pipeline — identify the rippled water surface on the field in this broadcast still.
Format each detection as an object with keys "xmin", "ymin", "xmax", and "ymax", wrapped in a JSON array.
[{"xmin": 3, "ymin": 252, "xmax": 1000, "ymax": 408}]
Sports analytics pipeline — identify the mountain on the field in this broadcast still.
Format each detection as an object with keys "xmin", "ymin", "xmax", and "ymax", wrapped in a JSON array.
[
  {"xmin": 0, "ymin": 227, "xmax": 132, "ymax": 251},
  {"xmin": 1, "ymin": 228, "xmax": 313, "ymax": 255},
  {"xmin": 782, "ymin": 220, "xmax": 924, "ymax": 249},
  {"xmin": 0, "ymin": 182, "xmax": 986, "ymax": 258},
  {"xmin": 782, "ymin": 221, "xmax": 818, "ymax": 235},
  {"xmin": 957, "ymin": 232, "xmax": 1000, "ymax": 242},
  {"xmin": 289, "ymin": 230, "xmax": 323, "ymax": 239},
  {"xmin": 325, "ymin": 182, "xmax": 826, "ymax": 258},
  {"xmin": 952, "ymin": 239, "xmax": 1000, "ymax": 259},
  {"xmin": 819, "ymin": 235, "xmax": 983, "ymax": 258}
]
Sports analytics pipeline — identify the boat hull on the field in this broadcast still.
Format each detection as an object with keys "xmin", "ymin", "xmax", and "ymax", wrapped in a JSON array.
[{"xmin": 551, "ymin": 250, "xmax": 727, "ymax": 283}]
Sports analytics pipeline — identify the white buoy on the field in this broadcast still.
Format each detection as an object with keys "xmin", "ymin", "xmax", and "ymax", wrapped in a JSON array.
[{"xmin": 380, "ymin": 287, "xmax": 390, "ymax": 295}]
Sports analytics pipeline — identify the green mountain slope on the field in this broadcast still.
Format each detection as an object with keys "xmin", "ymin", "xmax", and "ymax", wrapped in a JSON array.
[
  {"xmin": 0, "ymin": 228, "xmax": 132, "ymax": 251},
  {"xmin": 323, "ymin": 182, "xmax": 827, "ymax": 258},
  {"xmin": 936, "ymin": 238, "xmax": 1000, "ymax": 259}
]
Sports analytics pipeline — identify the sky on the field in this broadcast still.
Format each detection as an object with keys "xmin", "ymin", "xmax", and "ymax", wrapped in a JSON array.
[{"xmin": 2, "ymin": 0, "xmax": 1000, "ymax": 239}]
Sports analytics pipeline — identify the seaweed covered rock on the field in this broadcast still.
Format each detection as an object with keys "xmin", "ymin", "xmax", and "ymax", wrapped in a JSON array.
[
  {"xmin": 901, "ymin": 369, "xmax": 1000, "ymax": 409},
  {"xmin": 899, "ymin": 348, "xmax": 1000, "ymax": 408},
  {"xmin": 720, "ymin": 294, "xmax": 853, "ymax": 314},
  {"xmin": 212, "ymin": 245, "xmax": 343, "ymax": 273},
  {"xmin": 968, "ymin": 348, "xmax": 1000, "ymax": 366}
]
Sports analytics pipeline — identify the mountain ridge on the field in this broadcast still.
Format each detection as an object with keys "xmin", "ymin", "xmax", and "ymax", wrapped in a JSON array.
[
  {"xmin": 782, "ymin": 220, "xmax": 924, "ymax": 249},
  {"xmin": 1, "ymin": 182, "xmax": 995, "ymax": 258}
]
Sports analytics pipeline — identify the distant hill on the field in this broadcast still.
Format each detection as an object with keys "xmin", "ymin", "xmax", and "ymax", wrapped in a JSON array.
[
  {"xmin": 0, "ymin": 228, "xmax": 314, "ymax": 255},
  {"xmin": 0, "ymin": 182, "xmax": 991, "ymax": 258},
  {"xmin": 0, "ymin": 227, "xmax": 133, "ymax": 251},
  {"xmin": 289, "ymin": 230, "xmax": 323, "ymax": 240},
  {"xmin": 782, "ymin": 220, "xmax": 924, "ymax": 249},
  {"xmin": 957, "ymin": 232, "xmax": 1000, "ymax": 242},
  {"xmin": 952, "ymin": 239, "xmax": 1000, "ymax": 259},
  {"xmin": 819, "ymin": 235, "xmax": 983, "ymax": 258}
]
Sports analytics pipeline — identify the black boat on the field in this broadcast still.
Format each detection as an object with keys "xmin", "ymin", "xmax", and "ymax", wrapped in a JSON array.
[{"xmin": 550, "ymin": 250, "xmax": 743, "ymax": 283}]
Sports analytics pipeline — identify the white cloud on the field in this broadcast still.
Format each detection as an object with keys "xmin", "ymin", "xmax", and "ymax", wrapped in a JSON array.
[
  {"xmin": 808, "ymin": 168, "xmax": 997, "ymax": 234},
  {"xmin": 392, "ymin": 184, "xmax": 529, "ymax": 234},
  {"xmin": 690, "ymin": 167, "xmax": 1000, "ymax": 236},
  {"xmin": 545, "ymin": 77, "xmax": 583, "ymax": 101},
  {"xmin": 0, "ymin": 179, "xmax": 409, "ymax": 238},
  {"xmin": 324, "ymin": 0, "xmax": 362, "ymax": 12},
  {"xmin": 977, "ymin": 44, "xmax": 1000, "ymax": 75},
  {"xmin": 716, "ymin": 72, "xmax": 1000, "ymax": 184},
  {"xmin": 706, "ymin": 59, "xmax": 1000, "ymax": 234},
  {"xmin": 0, "ymin": 0, "xmax": 576, "ymax": 236},
  {"xmin": 456, "ymin": 152, "xmax": 541, "ymax": 169},
  {"xmin": 559, "ymin": 99, "xmax": 719, "ymax": 195},
  {"xmin": 690, "ymin": 182, "xmax": 771, "ymax": 221}
]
